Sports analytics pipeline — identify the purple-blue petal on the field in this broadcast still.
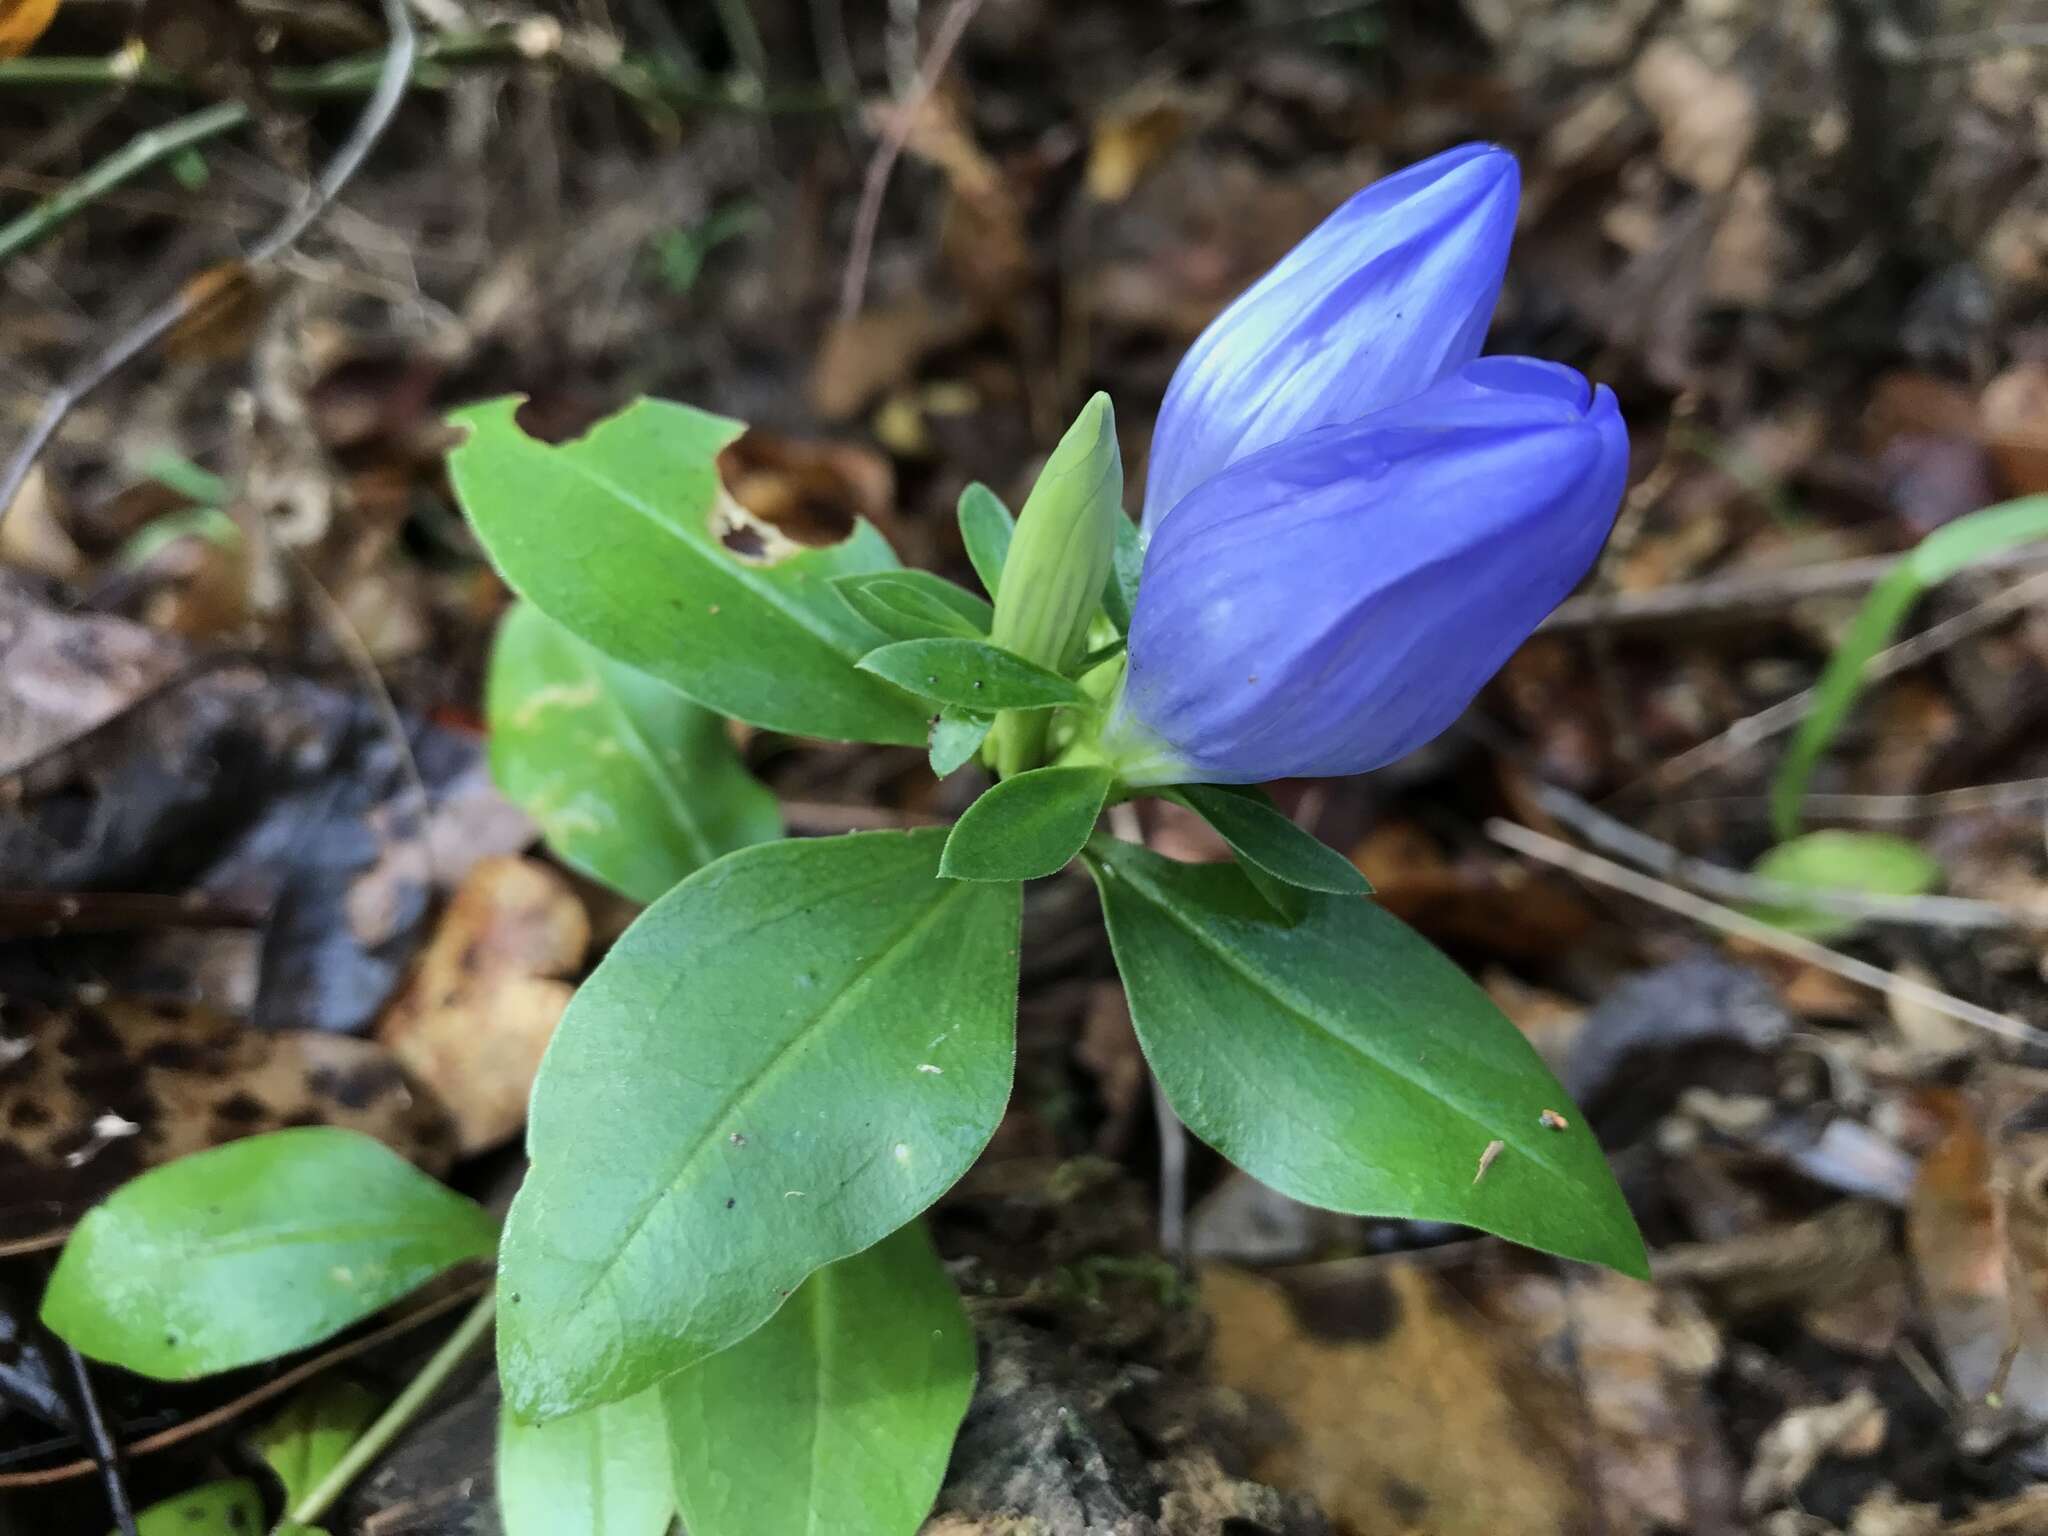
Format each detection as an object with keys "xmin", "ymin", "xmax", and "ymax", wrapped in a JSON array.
[
  {"xmin": 1106, "ymin": 358, "xmax": 1630, "ymax": 785},
  {"xmin": 1141, "ymin": 142, "xmax": 1520, "ymax": 529}
]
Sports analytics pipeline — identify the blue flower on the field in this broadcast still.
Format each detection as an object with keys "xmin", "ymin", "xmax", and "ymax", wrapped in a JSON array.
[
  {"xmin": 1101, "ymin": 357, "xmax": 1629, "ymax": 786},
  {"xmin": 1142, "ymin": 142, "xmax": 1519, "ymax": 529}
]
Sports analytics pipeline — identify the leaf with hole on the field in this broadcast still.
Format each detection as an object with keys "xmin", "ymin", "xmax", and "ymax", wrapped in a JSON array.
[
  {"xmin": 857, "ymin": 638, "xmax": 1089, "ymax": 711},
  {"xmin": 958, "ymin": 481, "xmax": 1015, "ymax": 598},
  {"xmin": 448, "ymin": 396, "xmax": 929, "ymax": 745},
  {"xmin": 662, "ymin": 1222, "xmax": 974, "ymax": 1536},
  {"xmin": 1745, "ymin": 830, "xmax": 1942, "ymax": 939},
  {"xmin": 941, "ymin": 765, "xmax": 1113, "ymax": 881},
  {"xmin": 497, "ymin": 829, "xmax": 1019, "ymax": 1421},
  {"xmin": 41, "ymin": 1127, "xmax": 495, "ymax": 1378},
  {"xmin": 488, "ymin": 602, "xmax": 781, "ymax": 902},
  {"xmin": 1085, "ymin": 836, "xmax": 1644, "ymax": 1275},
  {"xmin": 499, "ymin": 1388, "xmax": 674, "ymax": 1536}
]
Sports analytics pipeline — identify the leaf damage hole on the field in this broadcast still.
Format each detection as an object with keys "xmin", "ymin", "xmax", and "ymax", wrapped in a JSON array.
[{"xmin": 713, "ymin": 432, "xmax": 887, "ymax": 562}]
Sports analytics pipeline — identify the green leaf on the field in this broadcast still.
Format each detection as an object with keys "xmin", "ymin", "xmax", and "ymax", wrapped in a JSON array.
[
  {"xmin": 1745, "ymin": 830, "xmax": 1942, "ymax": 939},
  {"xmin": 42, "ymin": 1128, "xmax": 495, "ymax": 1379},
  {"xmin": 930, "ymin": 708, "xmax": 992, "ymax": 778},
  {"xmin": 252, "ymin": 1377, "xmax": 382, "ymax": 1510},
  {"xmin": 857, "ymin": 638, "xmax": 1089, "ymax": 711},
  {"xmin": 662, "ymin": 1222, "xmax": 973, "ymax": 1536},
  {"xmin": 941, "ymin": 765, "xmax": 1112, "ymax": 881},
  {"xmin": 1772, "ymin": 494, "xmax": 2048, "ymax": 836},
  {"xmin": 499, "ymin": 1389, "xmax": 675, "ymax": 1536},
  {"xmin": 498, "ymin": 829, "xmax": 1020, "ymax": 1421},
  {"xmin": 958, "ymin": 481, "xmax": 1014, "ymax": 598},
  {"xmin": 833, "ymin": 571, "xmax": 993, "ymax": 641},
  {"xmin": 1167, "ymin": 785, "xmax": 1370, "ymax": 897},
  {"xmin": 448, "ymin": 396, "xmax": 929, "ymax": 746},
  {"xmin": 123, "ymin": 1479, "xmax": 264, "ymax": 1535},
  {"xmin": 1084, "ymin": 837, "xmax": 1646, "ymax": 1276},
  {"xmin": 488, "ymin": 602, "xmax": 782, "ymax": 903},
  {"xmin": 1102, "ymin": 510, "xmax": 1143, "ymax": 634}
]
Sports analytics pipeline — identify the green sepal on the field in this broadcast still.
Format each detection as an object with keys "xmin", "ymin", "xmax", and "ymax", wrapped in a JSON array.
[
  {"xmin": 957, "ymin": 481, "xmax": 1015, "ymax": 599},
  {"xmin": 858, "ymin": 637, "xmax": 1090, "ymax": 711},
  {"xmin": 833, "ymin": 570, "xmax": 993, "ymax": 642},
  {"xmin": 941, "ymin": 764, "xmax": 1113, "ymax": 881},
  {"xmin": 1167, "ymin": 784, "xmax": 1370, "ymax": 897}
]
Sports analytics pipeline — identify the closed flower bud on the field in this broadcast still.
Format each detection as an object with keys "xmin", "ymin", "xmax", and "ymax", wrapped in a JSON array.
[
  {"xmin": 1101, "ymin": 357, "xmax": 1628, "ymax": 787},
  {"xmin": 987, "ymin": 391, "xmax": 1122, "ymax": 776},
  {"xmin": 1143, "ymin": 142, "xmax": 1518, "ymax": 528}
]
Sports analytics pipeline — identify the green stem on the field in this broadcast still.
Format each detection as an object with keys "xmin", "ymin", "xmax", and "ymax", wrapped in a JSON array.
[
  {"xmin": 0, "ymin": 99, "xmax": 247, "ymax": 264},
  {"xmin": 0, "ymin": 34, "xmax": 838, "ymax": 109},
  {"xmin": 286, "ymin": 1289, "xmax": 496, "ymax": 1529}
]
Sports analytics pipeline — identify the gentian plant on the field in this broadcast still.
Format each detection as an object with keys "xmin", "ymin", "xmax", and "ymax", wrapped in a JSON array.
[{"xmin": 39, "ymin": 143, "xmax": 1643, "ymax": 1536}]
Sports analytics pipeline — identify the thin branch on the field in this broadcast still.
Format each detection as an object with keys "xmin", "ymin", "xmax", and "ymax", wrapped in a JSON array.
[
  {"xmin": 1670, "ymin": 778, "xmax": 2048, "ymax": 827},
  {"xmin": 1486, "ymin": 819, "xmax": 2048, "ymax": 1047},
  {"xmin": 0, "ymin": 0, "xmax": 415, "ymax": 533},
  {"xmin": 61, "ymin": 1344, "xmax": 137, "ymax": 1536},
  {"xmin": 1528, "ymin": 781, "xmax": 2048, "ymax": 931},
  {"xmin": 288, "ymin": 1289, "xmax": 496, "ymax": 1526},
  {"xmin": 836, "ymin": 0, "xmax": 986, "ymax": 327},
  {"xmin": 0, "ymin": 1277, "xmax": 487, "ymax": 1488},
  {"xmin": 0, "ymin": 100, "xmax": 246, "ymax": 264},
  {"xmin": 1541, "ymin": 543, "xmax": 2048, "ymax": 633},
  {"xmin": 1631, "ymin": 566, "xmax": 2048, "ymax": 797},
  {"xmin": 0, "ymin": 33, "xmax": 840, "ymax": 106}
]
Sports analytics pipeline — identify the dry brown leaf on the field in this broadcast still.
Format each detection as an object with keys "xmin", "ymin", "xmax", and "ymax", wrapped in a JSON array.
[
  {"xmin": 0, "ymin": 995, "xmax": 458, "ymax": 1246},
  {"xmin": 0, "ymin": 0, "xmax": 58, "ymax": 59},
  {"xmin": 1742, "ymin": 1389, "xmax": 1887, "ymax": 1515},
  {"xmin": 1354, "ymin": 821, "xmax": 1595, "ymax": 958},
  {"xmin": 1907, "ymin": 1079, "xmax": 2048, "ymax": 1439},
  {"xmin": 1981, "ymin": 361, "xmax": 2048, "ymax": 495},
  {"xmin": 1631, "ymin": 38, "xmax": 1756, "ymax": 194},
  {"xmin": 163, "ymin": 261, "xmax": 270, "ymax": 363},
  {"xmin": 1086, "ymin": 90, "xmax": 1194, "ymax": 204},
  {"xmin": 0, "ymin": 464, "xmax": 83, "ymax": 580},
  {"xmin": 1202, "ymin": 1262, "xmax": 1589, "ymax": 1536},
  {"xmin": 376, "ymin": 855, "xmax": 588, "ymax": 1154},
  {"xmin": 1484, "ymin": 1268, "xmax": 1732, "ymax": 1535},
  {"xmin": 808, "ymin": 299, "xmax": 982, "ymax": 422}
]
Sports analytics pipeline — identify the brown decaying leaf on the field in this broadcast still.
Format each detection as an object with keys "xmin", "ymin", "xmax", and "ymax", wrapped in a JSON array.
[
  {"xmin": 1202, "ymin": 1263, "xmax": 1590, "ymax": 1536},
  {"xmin": 0, "ymin": 0, "xmax": 58, "ymax": 59},
  {"xmin": 0, "ymin": 996, "xmax": 458, "ymax": 1246},
  {"xmin": 1354, "ymin": 821, "xmax": 1596, "ymax": 958},
  {"xmin": 162, "ymin": 262, "xmax": 270, "ymax": 364},
  {"xmin": 376, "ymin": 855, "xmax": 588, "ymax": 1155},
  {"xmin": 1908, "ymin": 1079, "xmax": 2048, "ymax": 1436}
]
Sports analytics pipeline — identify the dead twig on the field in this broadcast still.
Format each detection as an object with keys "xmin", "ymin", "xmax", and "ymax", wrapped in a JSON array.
[
  {"xmin": 1486, "ymin": 819, "xmax": 2048, "ymax": 1048},
  {"xmin": 1624, "ymin": 565, "xmax": 2048, "ymax": 798},
  {"xmin": 0, "ymin": 1276, "xmax": 488, "ymax": 1489},
  {"xmin": 1529, "ymin": 781, "xmax": 2048, "ymax": 931},
  {"xmin": 0, "ymin": 0, "xmax": 419, "ymax": 532},
  {"xmin": 61, "ymin": 1344, "xmax": 137, "ymax": 1536},
  {"xmin": 836, "ymin": 0, "xmax": 987, "ymax": 328},
  {"xmin": 1667, "ymin": 779, "xmax": 2048, "ymax": 826},
  {"xmin": 1541, "ymin": 544, "xmax": 2048, "ymax": 633}
]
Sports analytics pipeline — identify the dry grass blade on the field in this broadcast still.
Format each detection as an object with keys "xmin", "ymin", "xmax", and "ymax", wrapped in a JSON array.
[{"xmin": 1486, "ymin": 819, "xmax": 2048, "ymax": 1047}]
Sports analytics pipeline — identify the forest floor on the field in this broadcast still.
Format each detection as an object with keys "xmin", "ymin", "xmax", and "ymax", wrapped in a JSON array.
[{"xmin": 6, "ymin": 2, "xmax": 2048, "ymax": 1533}]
